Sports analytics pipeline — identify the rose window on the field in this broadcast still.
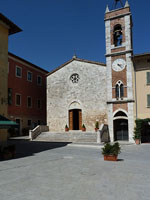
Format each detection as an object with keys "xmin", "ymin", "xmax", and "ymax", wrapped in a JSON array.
[{"xmin": 70, "ymin": 74, "xmax": 79, "ymax": 83}]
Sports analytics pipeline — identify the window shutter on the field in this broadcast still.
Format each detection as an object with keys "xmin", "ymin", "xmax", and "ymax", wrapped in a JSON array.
[
  {"xmin": 146, "ymin": 72, "xmax": 150, "ymax": 85},
  {"xmin": 147, "ymin": 94, "xmax": 150, "ymax": 107}
]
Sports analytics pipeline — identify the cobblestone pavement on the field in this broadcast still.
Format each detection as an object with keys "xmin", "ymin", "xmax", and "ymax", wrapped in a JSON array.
[{"xmin": 0, "ymin": 140, "xmax": 150, "ymax": 200}]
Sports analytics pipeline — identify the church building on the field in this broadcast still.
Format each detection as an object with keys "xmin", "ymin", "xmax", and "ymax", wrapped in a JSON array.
[{"xmin": 47, "ymin": 1, "xmax": 150, "ymax": 143}]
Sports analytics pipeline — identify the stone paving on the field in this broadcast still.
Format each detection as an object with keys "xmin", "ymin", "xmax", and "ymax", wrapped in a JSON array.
[{"xmin": 0, "ymin": 140, "xmax": 150, "ymax": 200}]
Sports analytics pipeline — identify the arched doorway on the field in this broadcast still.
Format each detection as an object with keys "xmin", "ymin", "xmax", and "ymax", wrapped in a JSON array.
[
  {"xmin": 113, "ymin": 111, "xmax": 128, "ymax": 141},
  {"xmin": 69, "ymin": 109, "xmax": 82, "ymax": 130}
]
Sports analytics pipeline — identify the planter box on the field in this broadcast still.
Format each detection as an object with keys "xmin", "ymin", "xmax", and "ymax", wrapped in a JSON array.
[{"xmin": 104, "ymin": 155, "xmax": 118, "ymax": 161}]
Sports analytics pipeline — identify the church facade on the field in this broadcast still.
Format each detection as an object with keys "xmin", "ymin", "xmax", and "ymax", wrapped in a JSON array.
[{"xmin": 47, "ymin": 1, "xmax": 150, "ymax": 143}]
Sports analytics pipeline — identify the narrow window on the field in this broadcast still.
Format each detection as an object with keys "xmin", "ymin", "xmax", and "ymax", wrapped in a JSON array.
[
  {"xmin": 120, "ymin": 84, "xmax": 124, "ymax": 98},
  {"xmin": 146, "ymin": 72, "xmax": 150, "ymax": 85},
  {"xmin": 113, "ymin": 24, "xmax": 122, "ymax": 47},
  {"xmin": 116, "ymin": 85, "xmax": 119, "ymax": 98},
  {"xmin": 16, "ymin": 66, "xmax": 22, "ymax": 78},
  {"xmin": 115, "ymin": 81, "xmax": 124, "ymax": 99},
  {"xmin": 27, "ymin": 71, "xmax": 32, "ymax": 82},
  {"xmin": 16, "ymin": 94, "xmax": 21, "ymax": 106},
  {"xmin": 38, "ymin": 120, "xmax": 41, "ymax": 125},
  {"xmin": 147, "ymin": 94, "xmax": 150, "ymax": 107},
  {"xmin": 28, "ymin": 120, "xmax": 32, "ymax": 126},
  {"xmin": 37, "ymin": 75, "xmax": 42, "ymax": 85},
  {"xmin": 27, "ymin": 96, "xmax": 32, "ymax": 108},
  {"xmin": 8, "ymin": 88, "xmax": 12, "ymax": 105},
  {"xmin": 37, "ymin": 99, "xmax": 41, "ymax": 109}
]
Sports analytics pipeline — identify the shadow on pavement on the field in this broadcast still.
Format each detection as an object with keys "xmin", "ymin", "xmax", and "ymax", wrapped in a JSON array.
[{"xmin": 3, "ymin": 139, "xmax": 71, "ymax": 160}]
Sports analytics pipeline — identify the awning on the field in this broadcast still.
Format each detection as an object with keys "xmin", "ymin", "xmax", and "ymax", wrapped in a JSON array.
[{"xmin": 0, "ymin": 115, "xmax": 18, "ymax": 129}]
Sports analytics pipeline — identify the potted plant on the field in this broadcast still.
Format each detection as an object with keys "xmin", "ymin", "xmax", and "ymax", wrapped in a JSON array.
[
  {"xmin": 82, "ymin": 124, "xmax": 86, "ymax": 132},
  {"xmin": 101, "ymin": 142, "xmax": 121, "ymax": 161},
  {"xmin": 133, "ymin": 120, "xmax": 141, "ymax": 145},
  {"xmin": 65, "ymin": 124, "xmax": 69, "ymax": 132},
  {"xmin": 95, "ymin": 121, "xmax": 99, "ymax": 132}
]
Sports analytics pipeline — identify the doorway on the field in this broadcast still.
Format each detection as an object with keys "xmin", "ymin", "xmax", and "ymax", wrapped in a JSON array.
[
  {"xmin": 69, "ymin": 109, "xmax": 82, "ymax": 130},
  {"xmin": 16, "ymin": 118, "xmax": 21, "ymax": 136},
  {"xmin": 114, "ymin": 119, "xmax": 128, "ymax": 141}
]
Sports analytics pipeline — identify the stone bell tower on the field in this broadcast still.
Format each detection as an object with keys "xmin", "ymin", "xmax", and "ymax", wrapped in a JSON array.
[{"xmin": 105, "ymin": 1, "xmax": 134, "ymax": 142}]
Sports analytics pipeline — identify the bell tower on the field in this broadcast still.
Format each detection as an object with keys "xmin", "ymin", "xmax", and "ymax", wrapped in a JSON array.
[{"xmin": 105, "ymin": 0, "xmax": 134, "ymax": 142}]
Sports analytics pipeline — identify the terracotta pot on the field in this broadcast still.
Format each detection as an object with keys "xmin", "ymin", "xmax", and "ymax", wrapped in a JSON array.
[
  {"xmin": 95, "ymin": 128, "xmax": 98, "ymax": 132},
  {"xmin": 82, "ymin": 128, "xmax": 86, "ymax": 132},
  {"xmin": 65, "ymin": 128, "xmax": 69, "ymax": 132},
  {"xmin": 135, "ymin": 139, "xmax": 140, "ymax": 145},
  {"xmin": 104, "ymin": 155, "xmax": 118, "ymax": 161}
]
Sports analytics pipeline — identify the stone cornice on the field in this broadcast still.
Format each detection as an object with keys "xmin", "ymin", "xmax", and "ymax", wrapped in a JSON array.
[
  {"xmin": 105, "ymin": 49, "xmax": 133, "ymax": 57},
  {"xmin": 107, "ymin": 99, "xmax": 134, "ymax": 104}
]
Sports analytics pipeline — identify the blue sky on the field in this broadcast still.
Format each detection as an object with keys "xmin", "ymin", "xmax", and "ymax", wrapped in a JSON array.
[{"xmin": 1, "ymin": 0, "xmax": 150, "ymax": 72}]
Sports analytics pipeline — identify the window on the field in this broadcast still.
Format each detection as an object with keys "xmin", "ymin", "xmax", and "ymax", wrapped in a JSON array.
[
  {"xmin": 16, "ymin": 94, "xmax": 21, "ymax": 106},
  {"xmin": 37, "ymin": 75, "xmax": 42, "ymax": 85},
  {"xmin": 8, "ymin": 88, "xmax": 12, "ymax": 105},
  {"xmin": 28, "ymin": 120, "xmax": 32, "ymax": 126},
  {"xmin": 27, "ymin": 71, "xmax": 32, "ymax": 82},
  {"xmin": 147, "ymin": 94, "xmax": 150, "ymax": 107},
  {"xmin": 16, "ymin": 66, "xmax": 22, "ymax": 77},
  {"xmin": 146, "ymin": 72, "xmax": 150, "ymax": 85},
  {"xmin": 115, "ymin": 80, "xmax": 124, "ymax": 99},
  {"xmin": 113, "ymin": 24, "xmax": 122, "ymax": 47},
  {"xmin": 38, "ymin": 120, "xmax": 41, "ymax": 125},
  {"xmin": 70, "ymin": 73, "xmax": 80, "ymax": 83},
  {"xmin": 27, "ymin": 96, "xmax": 32, "ymax": 108},
  {"xmin": 37, "ymin": 99, "xmax": 41, "ymax": 109}
]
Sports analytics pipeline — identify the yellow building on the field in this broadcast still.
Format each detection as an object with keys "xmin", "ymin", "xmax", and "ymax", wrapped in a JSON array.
[
  {"xmin": 0, "ymin": 13, "xmax": 21, "ymax": 142},
  {"xmin": 133, "ymin": 53, "xmax": 150, "ymax": 119}
]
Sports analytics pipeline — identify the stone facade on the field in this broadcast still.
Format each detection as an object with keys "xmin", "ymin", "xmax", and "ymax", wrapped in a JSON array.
[{"xmin": 47, "ymin": 59, "xmax": 107, "ymax": 132}]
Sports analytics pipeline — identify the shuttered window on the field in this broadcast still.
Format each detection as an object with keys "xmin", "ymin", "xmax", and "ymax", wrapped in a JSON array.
[
  {"xmin": 146, "ymin": 72, "xmax": 150, "ymax": 85},
  {"xmin": 147, "ymin": 94, "xmax": 150, "ymax": 107}
]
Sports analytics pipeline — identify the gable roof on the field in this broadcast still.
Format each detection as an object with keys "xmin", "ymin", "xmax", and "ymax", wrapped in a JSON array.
[
  {"xmin": 47, "ymin": 57, "xmax": 106, "ymax": 76},
  {"xmin": 8, "ymin": 52, "xmax": 48, "ymax": 74}
]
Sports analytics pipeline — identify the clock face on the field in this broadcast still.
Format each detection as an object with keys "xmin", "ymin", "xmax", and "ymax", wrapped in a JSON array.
[{"xmin": 112, "ymin": 59, "xmax": 126, "ymax": 72}]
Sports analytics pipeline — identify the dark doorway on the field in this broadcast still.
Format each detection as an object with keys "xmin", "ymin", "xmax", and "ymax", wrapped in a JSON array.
[
  {"xmin": 114, "ymin": 119, "xmax": 128, "ymax": 141},
  {"xmin": 141, "ymin": 123, "xmax": 150, "ymax": 143},
  {"xmin": 69, "ymin": 109, "xmax": 82, "ymax": 130},
  {"xmin": 16, "ymin": 119, "xmax": 21, "ymax": 136}
]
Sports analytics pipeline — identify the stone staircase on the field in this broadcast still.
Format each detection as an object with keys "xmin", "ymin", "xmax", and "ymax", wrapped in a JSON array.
[{"xmin": 34, "ymin": 131, "xmax": 98, "ymax": 143}]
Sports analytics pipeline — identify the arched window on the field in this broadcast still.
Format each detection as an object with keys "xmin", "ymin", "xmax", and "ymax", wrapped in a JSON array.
[
  {"xmin": 113, "ymin": 24, "xmax": 122, "ymax": 47},
  {"xmin": 115, "ymin": 80, "xmax": 124, "ymax": 99}
]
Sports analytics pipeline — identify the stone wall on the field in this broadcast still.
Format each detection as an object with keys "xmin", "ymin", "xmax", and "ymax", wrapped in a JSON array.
[{"xmin": 47, "ymin": 59, "xmax": 107, "ymax": 131}]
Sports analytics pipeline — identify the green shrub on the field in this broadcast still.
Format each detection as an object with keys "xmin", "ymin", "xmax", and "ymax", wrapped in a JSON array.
[
  {"xmin": 95, "ymin": 121, "xmax": 99, "ymax": 129},
  {"xmin": 82, "ymin": 124, "xmax": 86, "ymax": 128},
  {"xmin": 102, "ymin": 142, "xmax": 121, "ymax": 156},
  {"xmin": 65, "ymin": 124, "xmax": 69, "ymax": 129}
]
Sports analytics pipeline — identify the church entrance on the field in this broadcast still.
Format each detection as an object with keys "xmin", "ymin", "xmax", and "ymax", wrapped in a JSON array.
[
  {"xmin": 69, "ymin": 109, "xmax": 82, "ymax": 130},
  {"xmin": 114, "ymin": 119, "xmax": 128, "ymax": 141}
]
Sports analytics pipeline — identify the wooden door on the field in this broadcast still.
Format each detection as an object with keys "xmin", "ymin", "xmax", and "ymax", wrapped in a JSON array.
[
  {"xmin": 79, "ymin": 110, "xmax": 82, "ymax": 130},
  {"xmin": 69, "ymin": 110, "xmax": 73, "ymax": 130}
]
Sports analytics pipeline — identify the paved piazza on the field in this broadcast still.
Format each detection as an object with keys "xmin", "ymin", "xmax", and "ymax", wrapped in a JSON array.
[{"xmin": 0, "ymin": 140, "xmax": 150, "ymax": 200}]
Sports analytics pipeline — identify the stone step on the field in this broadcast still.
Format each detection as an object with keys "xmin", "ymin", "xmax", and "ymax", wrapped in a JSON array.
[{"xmin": 35, "ymin": 131, "xmax": 98, "ymax": 143}]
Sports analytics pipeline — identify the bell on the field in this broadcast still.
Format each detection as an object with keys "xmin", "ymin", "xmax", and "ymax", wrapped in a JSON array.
[{"xmin": 115, "ymin": 31, "xmax": 121, "ymax": 37}]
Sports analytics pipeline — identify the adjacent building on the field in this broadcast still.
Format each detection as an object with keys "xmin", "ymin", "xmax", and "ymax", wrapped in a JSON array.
[{"xmin": 8, "ymin": 52, "xmax": 48, "ymax": 135}]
